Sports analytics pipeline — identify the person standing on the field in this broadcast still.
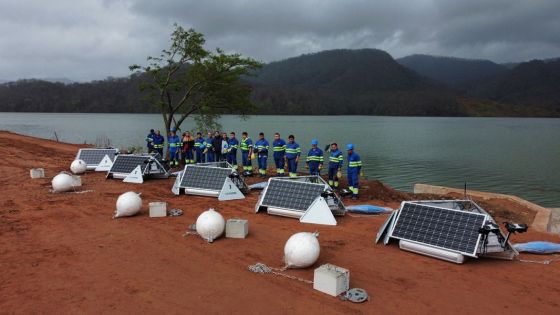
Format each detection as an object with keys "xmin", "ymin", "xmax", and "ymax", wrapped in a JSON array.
[
  {"xmin": 146, "ymin": 129, "xmax": 155, "ymax": 153},
  {"xmin": 240, "ymin": 132, "xmax": 253, "ymax": 176},
  {"xmin": 346, "ymin": 144, "xmax": 362, "ymax": 200},
  {"xmin": 326, "ymin": 142, "xmax": 344, "ymax": 188},
  {"xmin": 221, "ymin": 132, "xmax": 229, "ymax": 162},
  {"xmin": 194, "ymin": 132, "xmax": 206, "ymax": 163},
  {"xmin": 168, "ymin": 130, "xmax": 182, "ymax": 167},
  {"xmin": 152, "ymin": 130, "xmax": 165, "ymax": 157},
  {"xmin": 205, "ymin": 131, "xmax": 215, "ymax": 162},
  {"xmin": 227, "ymin": 132, "xmax": 239, "ymax": 170},
  {"xmin": 255, "ymin": 132, "xmax": 270, "ymax": 178},
  {"xmin": 272, "ymin": 133, "xmax": 286, "ymax": 176},
  {"xmin": 285, "ymin": 135, "xmax": 301, "ymax": 177},
  {"xmin": 182, "ymin": 132, "xmax": 195, "ymax": 164},
  {"xmin": 306, "ymin": 139, "xmax": 324, "ymax": 176},
  {"xmin": 212, "ymin": 131, "xmax": 223, "ymax": 162}
]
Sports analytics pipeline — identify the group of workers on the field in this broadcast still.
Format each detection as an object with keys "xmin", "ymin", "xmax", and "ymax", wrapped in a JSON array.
[{"xmin": 146, "ymin": 129, "xmax": 363, "ymax": 199}]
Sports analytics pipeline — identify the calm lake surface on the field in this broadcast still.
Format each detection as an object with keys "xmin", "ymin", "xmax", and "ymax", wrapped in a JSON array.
[{"xmin": 1, "ymin": 113, "xmax": 559, "ymax": 207}]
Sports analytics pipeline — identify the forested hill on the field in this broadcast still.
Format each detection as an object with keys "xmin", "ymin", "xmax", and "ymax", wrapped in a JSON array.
[
  {"xmin": 0, "ymin": 49, "xmax": 558, "ymax": 117},
  {"xmin": 250, "ymin": 49, "xmax": 463, "ymax": 116},
  {"xmin": 397, "ymin": 54, "xmax": 507, "ymax": 90}
]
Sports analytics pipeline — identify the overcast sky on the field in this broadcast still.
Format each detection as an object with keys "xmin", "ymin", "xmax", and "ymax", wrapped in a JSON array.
[{"xmin": 1, "ymin": 0, "xmax": 559, "ymax": 81}]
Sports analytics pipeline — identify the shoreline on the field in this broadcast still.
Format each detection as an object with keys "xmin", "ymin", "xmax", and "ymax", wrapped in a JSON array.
[{"xmin": 1, "ymin": 131, "xmax": 559, "ymax": 314}]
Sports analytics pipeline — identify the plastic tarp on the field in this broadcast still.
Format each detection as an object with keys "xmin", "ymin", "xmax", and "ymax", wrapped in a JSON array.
[{"xmin": 513, "ymin": 241, "xmax": 560, "ymax": 254}]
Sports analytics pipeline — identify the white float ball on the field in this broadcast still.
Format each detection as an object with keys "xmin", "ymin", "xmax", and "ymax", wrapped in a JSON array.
[
  {"xmin": 52, "ymin": 173, "xmax": 76, "ymax": 192},
  {"xmin": 114, "ymin": 192, "xmax": 142, "ymax": 218},
  {"xmin": 284, "ymin": 232, "xmax": 320, "ymax": 268},
  {"xmin": 70, "ymin": 159, "xmax": 87, "ymax": 174},
  {"xmin": 196, "ymin": 208, "xmax": 225, "ymax": 242}
]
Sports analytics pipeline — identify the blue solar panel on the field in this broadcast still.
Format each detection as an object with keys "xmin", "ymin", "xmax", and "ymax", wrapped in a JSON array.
[
  {"xmin": 261, "ymin": 179, "xmax": 325, "ymax": 212},
  {"xmin": 180, "ymin": 166, "xmax": 233, "ymax": 190},
  {"xmin": 390, "ymin": 202, "xmax": 486, "ymax": 256}
]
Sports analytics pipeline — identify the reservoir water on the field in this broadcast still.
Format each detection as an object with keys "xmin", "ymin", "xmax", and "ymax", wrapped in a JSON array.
[{"xmin": 1, "ymin": 113, "xmax": 558, "ymax": 207}]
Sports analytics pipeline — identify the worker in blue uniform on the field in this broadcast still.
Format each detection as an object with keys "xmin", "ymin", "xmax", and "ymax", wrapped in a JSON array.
[
  {"xmin": 255, "ymin": 132, "xmax": 270, "ymax": 178},
  {"xmin": 240, "ymin": 132, "xmax": 253, "ymax": 176},
  {"xmin": 346, "ymin": 144, "xmax": 362, "ymax": 200},
  {"xmin": 327, "ymin": 142, "xmax": 344, "ymax": 188},
  {"xmin": 306, "ymin": 139, "xmax": 324, "ymax": 176},
  {"xmin": 285, "ymin": 135, "xmax": 301, "ymax": 177},
  {"xmin": 227, "ymin": 132, "xmax": 239, "ymax": 170},
  {"xmin": 168, "ymin": 130, "xmax": 182, "ymax": 167},
  {"xmin": 204, "ymin": 131, "xmax": 215, "ymax": 162},
  {"xmin": 194, "ymin": 132, "xmax": 206, "ymax": 163},
  {"xmin": 272, "ymin": 133, "xmax": 286, "ymax": 176},
  {"xmin": 152, "ymin": 130, "xmax": 165, "ymax": 157},
  {"xmin": 146, "ymin": 129, "xmax": 155, "ymax": 153}
]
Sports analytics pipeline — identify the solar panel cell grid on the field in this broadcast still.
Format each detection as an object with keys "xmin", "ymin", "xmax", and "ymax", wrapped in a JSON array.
[
  {"xmin": 77, "ymin": 149, "xmax": 117, "ymax": 165},
  {"xmin": 180, "ymin": 166, "xmax": 232, "ymax": 190},
  {"xmin": 109, "ymin": 155, "xmax": 150, "ymax": 174},
  {"xmin": 391, "ymin": 203, "xmax": 486, "ymax": 256},
  {"xmin": 262, "ymin": 179, "xmax": 325, "ymax": 211}
]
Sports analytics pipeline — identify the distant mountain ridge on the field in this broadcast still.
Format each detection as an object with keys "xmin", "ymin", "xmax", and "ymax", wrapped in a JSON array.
[
  {"xmin": 397, "ymin": 54, "xmax": 507, "ymax": 90},
  {"xmin": 0, "ymin": 49, "xmax": 558, "ymax": 117}
]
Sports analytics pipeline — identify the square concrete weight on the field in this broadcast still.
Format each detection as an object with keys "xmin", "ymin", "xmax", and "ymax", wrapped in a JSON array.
[
  {"xmin": 30, "ymin": 168, "xmax": 45, "ymax": 179},
  {"xmin": 313, "ymin": 264, "xmax": 350, "ymax": 297},
  {"xmin": 149, "ymin": 202, "xmax": 167, "ymax": 218},
  {"xmin": 225, "ymin": 219, "xmax": 248, "ymax": 238}
]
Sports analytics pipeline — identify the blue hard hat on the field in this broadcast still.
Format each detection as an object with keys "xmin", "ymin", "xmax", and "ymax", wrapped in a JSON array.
[
  {"xmin": 311, "ymin": 139, "xmax": 318, "ymax": 145},
  {"xmin": 346, "ymin": 144, "xmax": 354, "ymax": 151}
]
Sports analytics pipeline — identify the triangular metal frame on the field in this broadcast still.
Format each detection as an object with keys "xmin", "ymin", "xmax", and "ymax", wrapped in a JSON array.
[
  {"xmin": 171, "ymin": 171, "xmax": 183, "ymax": 195},
  {"xmin": 123, "ymin": 165, "xmax": 144, "ymax": 184},
  {"xmin": 299, "ymin": 196, "xmax": 337, "ymax": 226},
  {"xmin": 218, "ymin": 177, "xmax": 245, "ymax": 201},
  {"xmin": 95, "ymin": 154, "xmax": 113, "ymax": 172}
]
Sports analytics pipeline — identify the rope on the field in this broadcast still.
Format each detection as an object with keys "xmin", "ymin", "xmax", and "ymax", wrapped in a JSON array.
[
  {"xmin": 248, "ymin": 263, "xmax": 313, "ymax": 284},
  {"xmin": 182, "ymin": 231, "xmax": 198, "ymax": 237},
  {"xmin": 49, "ymin": 189, "xmax": 94, "ymax": 194},
  {"xmin": 516, "ymin": 255, "xmax": 560, "ymax": 265},
  {"xmin": 346, "ymin": 213, "xmax": 386, "ymax": 218}
]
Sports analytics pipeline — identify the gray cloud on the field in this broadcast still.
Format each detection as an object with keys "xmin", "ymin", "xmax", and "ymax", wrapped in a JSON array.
[{"xmin": 1, "ymin": 0, "xmax": 559, "ymax": 81}]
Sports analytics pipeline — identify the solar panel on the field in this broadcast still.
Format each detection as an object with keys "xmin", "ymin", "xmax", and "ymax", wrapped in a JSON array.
[
  {"xmin": 261, "ymin": 179, "xmax": 326, "ymax": 212},
  {"xmin": 180, "ymin": 166, "xmax": 233, "ymax": 191},
  {"xmin": 76, "ymin": 149, "xmax": 118, "ymax": 167},
  {"xmin": 389, "ymin": 202, "xmax": 487, "ymax": 257},
  {"xmin": 109, "ymin": 155, "xmax": 151, "ymax": 175}
]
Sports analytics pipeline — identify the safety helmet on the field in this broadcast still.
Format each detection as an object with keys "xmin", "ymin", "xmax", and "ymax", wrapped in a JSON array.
[
  {"xmin": 346, "ymin": 144, "xmax": 354, "ymax": 151},
  {"xmin": 311, "ymin": 139, "xmax": 318, "ymax": 145}
]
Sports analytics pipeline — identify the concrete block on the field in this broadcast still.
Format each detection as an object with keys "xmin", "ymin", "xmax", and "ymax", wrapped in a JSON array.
[
  {"xmin": 225, "ymin": 218, "xmax": 248, "ymax": 238},
  {"xmin": 30, "ymin": 168, "xmax": 45, "ymax": 179},
  {"xmin": 149, "ymin": 202, "xmax": 167, "ymax": 218},
  {"xmin": 72, "ymin": 175, "xmax": 82, "ymax": 186},
  {"xmin": 313, "ymin": 264, "xmax": 350, "ymax": 297}
]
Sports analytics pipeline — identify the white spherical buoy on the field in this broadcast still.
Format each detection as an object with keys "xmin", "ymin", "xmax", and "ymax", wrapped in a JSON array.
[
  {"xmin": 284, "ymin": 232, "xmax": 320, "ymax": 268},
  {"xmin": 51, "ymin": 173, "xmax": 76, "ymax": 192},
  {"xmin": 196, "ymin": 208, "xmax": 225, "ymax": 242},
  {"xmin": 114, "ymin": 192, "xmax": 142, "ymax": 218},
  {"xmin": 70, "ymin": 159, "xmax": 87, "ymax": 174}
]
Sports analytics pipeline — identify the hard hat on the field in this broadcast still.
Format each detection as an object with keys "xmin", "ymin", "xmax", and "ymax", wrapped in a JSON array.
[
  {"xmin": 170, "ymin": 127, "xmax": 177, "ymax": 132},
  {"xmin": 311, "ymin": 139, "xmax": 318, "ymax": 145},
  {"xmin": 346, "ymin": 144, "xmax": 354, "ymax": 151}
]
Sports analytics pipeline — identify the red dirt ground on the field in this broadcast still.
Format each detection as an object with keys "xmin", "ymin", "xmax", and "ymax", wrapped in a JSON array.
[{"xmin": 1, "ymin": 131, "xmax": 559, "ymax": 314}]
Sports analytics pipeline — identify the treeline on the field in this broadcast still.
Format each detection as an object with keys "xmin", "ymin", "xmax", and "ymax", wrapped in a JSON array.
[
  {"xmin": 0, "ymin": 76, "xmax": 153, "ymax": 113},
  {"xmin": 1, "ymin": 49, "xmax": 559, "ymax": 117}
]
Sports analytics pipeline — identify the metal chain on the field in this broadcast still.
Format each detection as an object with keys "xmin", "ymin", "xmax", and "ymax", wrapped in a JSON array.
[{"xmin": 248, "ymin": 263, "xmax": 314, "ymax": 284}]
